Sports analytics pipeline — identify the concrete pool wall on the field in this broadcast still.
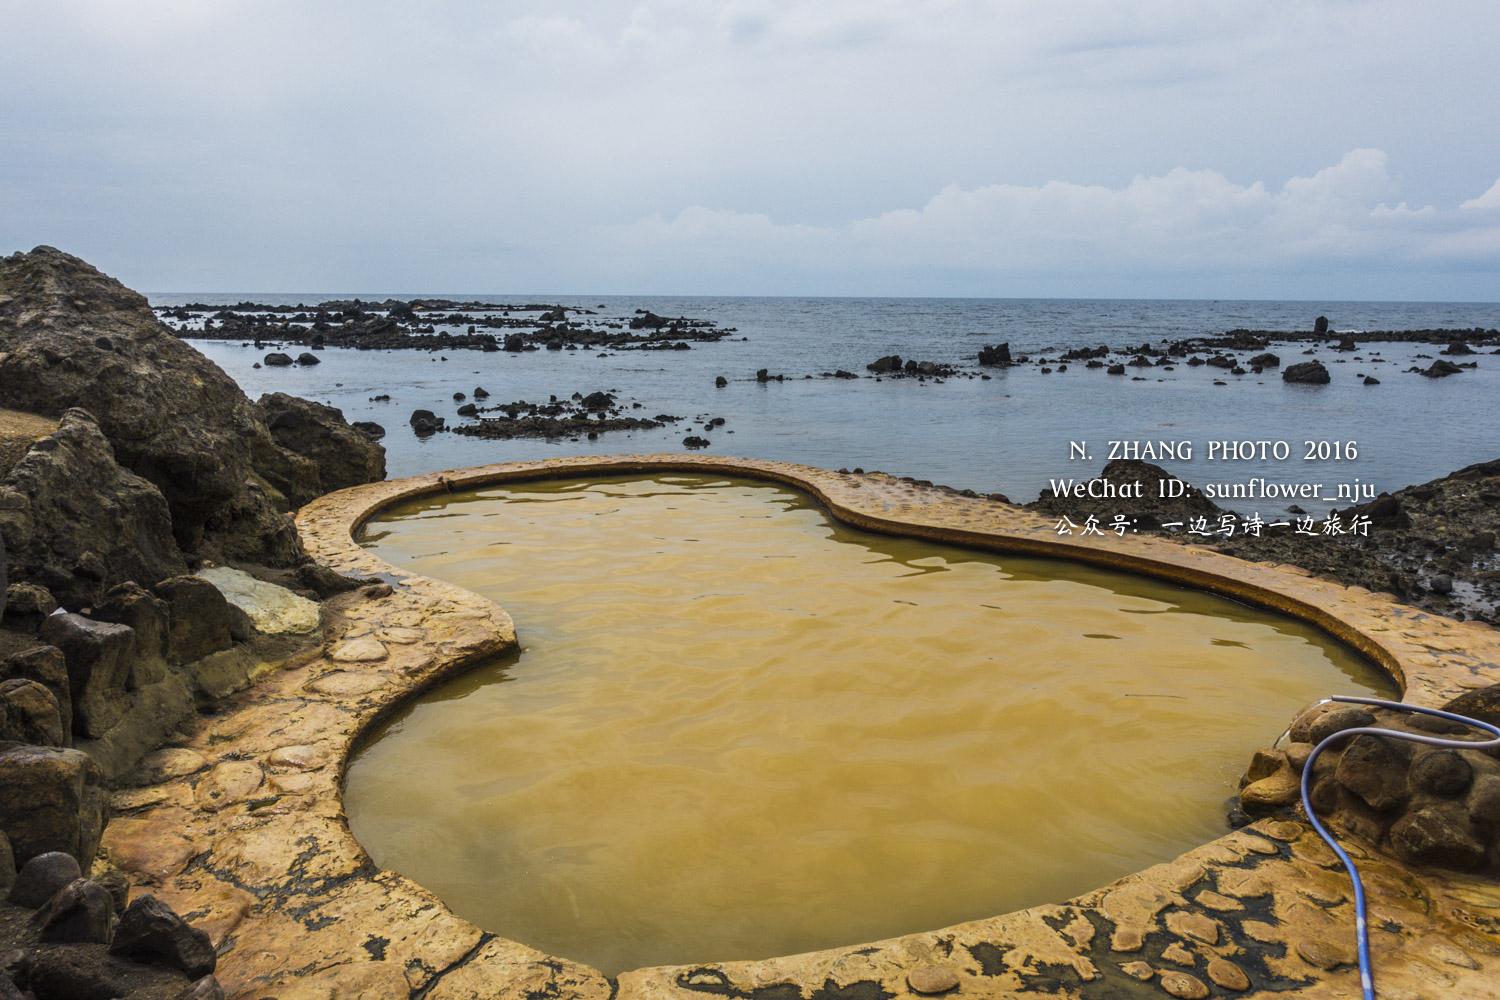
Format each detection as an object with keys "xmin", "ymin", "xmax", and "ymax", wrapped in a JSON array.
[{"xmin": 100, "ymin": 455, "xmax": 1500, "ymax": 999}]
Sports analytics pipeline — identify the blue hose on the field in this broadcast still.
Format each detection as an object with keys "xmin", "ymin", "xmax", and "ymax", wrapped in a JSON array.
[{"xmin": 1297, "ymin": 695, "xmax": 1500, "ymax": 1000}]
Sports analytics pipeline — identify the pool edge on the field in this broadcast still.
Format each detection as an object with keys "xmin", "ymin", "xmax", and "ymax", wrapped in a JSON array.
[{"xmin": 107, "ymin": 455, "xmax": 1500, "ymax": 999}]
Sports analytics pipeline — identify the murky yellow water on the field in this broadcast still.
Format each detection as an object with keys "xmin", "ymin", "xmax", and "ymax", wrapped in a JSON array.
[{"xmin": 346, "ymin": 475, "xmax": 1391, "ymax": 975}]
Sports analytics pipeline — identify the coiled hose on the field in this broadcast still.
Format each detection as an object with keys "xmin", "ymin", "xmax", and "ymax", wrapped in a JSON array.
[{"xmin": 1298, "ymin": 695, "xmax": 1500, "ymax": 1000}]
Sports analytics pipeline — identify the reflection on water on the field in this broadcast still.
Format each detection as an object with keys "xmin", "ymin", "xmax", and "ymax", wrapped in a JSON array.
[{"xmin": 346, "ymin": 475, "xmax": 1392, "ymax": 975}]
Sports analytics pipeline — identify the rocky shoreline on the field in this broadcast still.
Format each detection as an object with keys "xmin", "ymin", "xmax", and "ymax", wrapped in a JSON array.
[
  {"xmin": 0, "ymin": 248, "xmax": 388, "ymax": 998},
  {"xmin": 1030, "ymin": 457, "xmax": 1500, "ymax": 625},
  {"xmin": 160, "ymin": 300, "xmax": 738, "ymax": 354}
]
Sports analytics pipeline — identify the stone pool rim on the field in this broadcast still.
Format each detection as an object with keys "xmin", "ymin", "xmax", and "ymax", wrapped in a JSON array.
[{"xmin": 105, "ymin": 454, "xmax": 1500, "ymax": 998}]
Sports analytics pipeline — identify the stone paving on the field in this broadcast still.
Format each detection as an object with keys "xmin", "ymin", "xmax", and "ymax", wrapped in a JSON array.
[{"xmin": 99, "ymin": 455, "xmax": 1500, "ymax": 998}]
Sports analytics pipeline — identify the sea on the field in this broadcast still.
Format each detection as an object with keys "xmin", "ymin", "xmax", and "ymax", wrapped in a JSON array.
[{"xmin": 152, "ymin": 294, "xmax": 1500, "ymax": 516}]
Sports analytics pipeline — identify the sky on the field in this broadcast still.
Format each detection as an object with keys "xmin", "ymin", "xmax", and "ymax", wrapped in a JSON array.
[{"xmin": 3, "ymin": 0, "xmax": 1499, "ymax": 299}]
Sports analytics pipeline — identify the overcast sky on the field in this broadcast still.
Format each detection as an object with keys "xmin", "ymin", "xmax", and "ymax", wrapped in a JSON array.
[{"xmin": 3, "ymin": 1, "xmax": 1499, "ymax": 299}]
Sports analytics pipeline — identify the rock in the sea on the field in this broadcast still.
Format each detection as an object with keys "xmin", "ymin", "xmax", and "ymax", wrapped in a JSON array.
[
  {"xmin": 866, "ymin": 355, "xmax": 903, "ymax": 374},
  {"xmin": 351, "ymin": 421, "xmax": 385, "ymax": 440},
  {"xmin": 8, "ymin": 850, "xmax": 82, "ymax": 908},
  {"xmin": 0, "ymin": 744, "xmax": 106, "ymax": 869},
  {"xmin": 153, "ymin": 576, "xmax": 235, "ymax": 664},
  {"xmin": 715, "ymin": 375, "xmax": 728, "ymax": 388},
  {"xmin": 110, "ymin": 894, "xmax": 216, "ymax": 977},
  {"xmin": 978, "ymin": 343, "xmax": 1012, "ymax": 367},
  {"xmin": 408, "ymin": 410, "xmax": 445, "ymax": 436},
  {"xmin": 294, "ymin": 352, "xmax": 320, "ymax": 366},
  {"xmin": 683, "ymin": 435, "xmax": 710, "ymax": 449},
  {"xmin": 255, "ymin": 393, "xmax": 385, "ymax": 501},
  {"xmin": 34, "ymin": 877, "xmax": 115, "ymax": 944},
  {"xmin": 1419, "ymin": 360, "xmax": 1465, "ymax": 378},
  {"xmin": 194, "ymin": 566, "xmax": 319, "ymax": 636},
  {"xmin": 1248, "ymin": 352, "xmax": 1281, "ymax": 368},
  {"xmin": 0, "ymin": 677, "xmax": 65, "ymax": 747},
  {"xmin": 1314, "ymin": 315, "xmax": 1329, "ymax": 334},
  {"xmin": 1282, "ymin": 360, "xmax": 1331, "ymax": 384},
  {"xmin": 262, "ymin": 352, "xmax": 293, "ymax": 367},
  {"xmin": 39, "ymin": 612, "xmax": 133, "ymax": 738},
  {"xmin": 0, "ymin": 409, "xmax": 187, "ymax": 606}
]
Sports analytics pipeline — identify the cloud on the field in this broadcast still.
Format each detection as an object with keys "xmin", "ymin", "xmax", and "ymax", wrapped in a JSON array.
[
  {"xmin": 1462, "ymin": 179, "xmax": 1500, "ymax": 211},
  {"xmin": 594, "ymin": 151, "xmax": 1500, "ymax": 293}
]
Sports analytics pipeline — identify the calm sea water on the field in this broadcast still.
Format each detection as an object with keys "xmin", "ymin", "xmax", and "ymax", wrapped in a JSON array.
[{"xmin": 153, "ymin": 294, "xmax": 1500, "ymax": 513}]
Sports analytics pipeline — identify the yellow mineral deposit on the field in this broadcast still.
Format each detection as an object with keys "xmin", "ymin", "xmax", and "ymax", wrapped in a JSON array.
[{"xmin": 346, "ymin": 475, "xmax": 1390, "ymax": 974}]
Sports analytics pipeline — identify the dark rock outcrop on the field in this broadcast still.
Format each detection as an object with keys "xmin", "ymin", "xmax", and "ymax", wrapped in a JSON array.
[
  {"xmin": 255, "ymin": 393, "xmax": 385, "ymax": 503},
  {"xmin": 0, "ymin": 247, "xmax": 385, "ymax": 570},
  {"xmin": 1282, "ymin": 360, "xmax": 1331, "ymax": 384},
  {"xmin": 978, "ymin": 343, "xmax": 1012, "ymax": 367},
  {"xmin": 152, "ymin": 577, "xmax": 234, "ymax": 665},
  {"xmin": 0, "ymin": 410, "xmax": 186, "ymax": 607},
  {"xmin": 39, "ymin": 614, "xmax": 133, "ymax": 739}
]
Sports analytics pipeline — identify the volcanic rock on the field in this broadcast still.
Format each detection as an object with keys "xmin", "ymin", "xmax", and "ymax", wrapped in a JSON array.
[
  {"xmin": 110, "ymin": 894, "xmax": 215, "ymax": 977},
  {"xmin": 0, "ymin": 409, "xmax": 186, "ymax": 607},
  {"xmin": 255, "ymin": 393, "xmax": 385, "ymax": 502},
  {"xmin": 1282, "ymin": 360, "xmax": 1331, "ymax": 384}
]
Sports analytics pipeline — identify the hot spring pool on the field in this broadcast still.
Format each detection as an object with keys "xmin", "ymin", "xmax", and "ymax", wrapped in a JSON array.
[{"xmin": 345, "ymin": 475, "xmax": 1391, "ymax": 975}]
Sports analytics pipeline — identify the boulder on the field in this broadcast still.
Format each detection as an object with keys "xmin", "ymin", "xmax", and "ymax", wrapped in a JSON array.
[
  {"xmin": 1390, "ymin": 802, "xmax": 1486, "ymax": 869},
  {"xmin": 0, "ymin": 745, "xmax": 106, "ymax": 867},
  {"xmin": 1282, "ymin": 360, "xmax": 1331, "ymax": 384},
  {"xmin": 2, "ymin": 581, "xmax": 56, "ymax": 630},
  {"xmin": 0, "ymin": 646, "xmax": 70, "ymax": 736},
  {"xmin": 294, "ymin": 352, "xmax": 320, "ymax": 366},
  {"xmin": 1314, "ymin": 315, "xmax": 1329, "ymax": 334},
  {"xmin": 351, "ymin": 421, "xmax": 385, "ymax": 440},
  {"xmin": 1442, "ymin": 683, "xmax": 1500, "ymax": 727},
  {"xmin": 254, "ymin": 393, "xmax": 385, "ymax": 502},
  {"xmin": 866, "ymin": 355, "xmax": 903, "ymax": 374},
  {"xmin": 92, "ymin": 582, "xmax": 171, "ymax": 688},
  {"xmin": 8, "ymin": 850, "xmax": 81, "ymax": 908},
  {"xmin": 110, "ymin": 894, "xmax": 216, "ymax": 977},
  {"xmin": 194, "ymin": 566, "xmax": 319, "ymax": 636},
  {"xmin": 39, "ymin": 613, "xmax": 133, "ymax": 738},
  {"xmin": 1410, "ymin": 749, "xmax": 1473, "ymax": 797},
  {"xmin": 0, "ymin": 678, "xmax": 65, "ymax": 746},
  {"xmin": 199, "ymin": 477, "xmax": 303, "ymax": 567},
  {"xmin": 1334, "ymin": 734, "xmax": 1410, "ymax": 811},
  {"xmin": 1306, "ymin": 704, "xmax": 1375, "ymax": 744},
  {"xmin": 409, "ymin": 410, "xmax": 445, "ymax": 436},
  {"xmin": 1248, "ymin": 352, "xmax": 1280, "ymax": 368},
  {"xmin": 153, "ymin": 576, "xmax": 234, "ymax": 664},
  {"xmin": 33, "ymin": 878, "xmax": 115, "ymax": 944},
  {"xmin": 262, "ymin": 352, "xmax": 293, "ymax": 367},
  {"xmin": 0, "ymin": 409, "xmax": 186, "ymax": 606}
]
